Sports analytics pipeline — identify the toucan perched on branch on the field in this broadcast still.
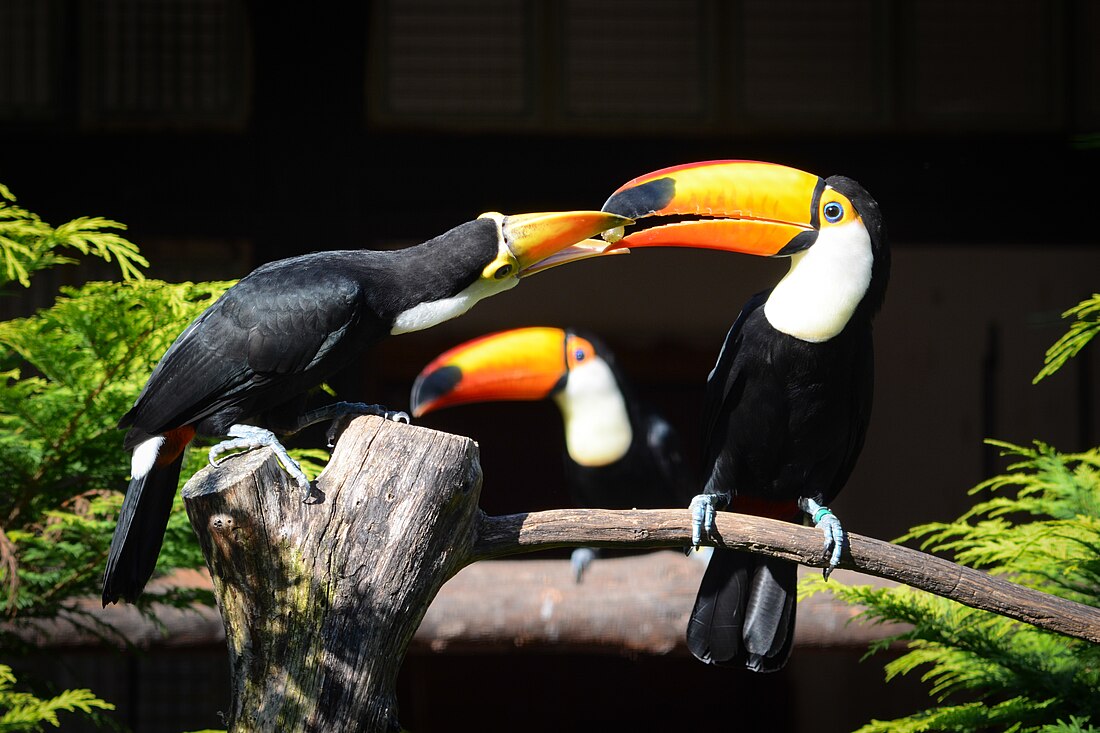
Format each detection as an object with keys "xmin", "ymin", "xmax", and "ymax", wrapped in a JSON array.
[
  {"xmin": 408, "ymin": 326, "xmax": 694, "ymax": 580},
  {"xmin": 102, "ymin": 210, "xmax": 631, "ymax": 606},
  {"xmin": 601, "ymin": 160, "xmax": 888, "ymax": 670}
]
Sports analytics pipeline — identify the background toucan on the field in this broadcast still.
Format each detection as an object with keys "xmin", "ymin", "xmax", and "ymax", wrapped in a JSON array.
[
  {"xmin": 601, "ymin": 160, "xmax": 888, "ymax": 670},
  {"xmin": 103, "ymin": 210, "xmax": 630, "ymax": 606},
  {"xmin": 408, "ymin": 326, "xmax": 695, "ymax": 579}
]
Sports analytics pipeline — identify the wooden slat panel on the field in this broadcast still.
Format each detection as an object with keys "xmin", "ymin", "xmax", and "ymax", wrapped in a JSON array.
[
  {"xmin": 79, "ymin": 0, "xmax": 250, "ymax": 129},
  {"xmin": 561, "ymin": 0, "xmax": 709, "ymax": 122},
  {"xmin": 903, "ymin": 0, "xmax": 1059, "ymax": 130},
  {"xmin": 0, "ymin": 0, "xmax": 58, "ymax": 120},
  {"xmin": 374, "ymin": 0, "xmax": 532, "ymax": 118},
  {"xmin": 738, "ymin": 0, "xmax": 884, "ymax": 129}
]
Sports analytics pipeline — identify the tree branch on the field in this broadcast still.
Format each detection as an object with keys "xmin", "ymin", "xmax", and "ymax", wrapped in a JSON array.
[
  {"xmin": 471, "ymin": 507, "xmax": 1100, "ymax": 644},
  {"xmin": 178, "ymin": 417, "xmax": 1100, "ymax": 732}
]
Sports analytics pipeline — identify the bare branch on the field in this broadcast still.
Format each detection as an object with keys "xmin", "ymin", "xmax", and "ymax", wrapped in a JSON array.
[
  {"xmin": 472, "ymin": 507, "xmax": 1100, "ymax": 644},
  {"xmin": 173, "ymin": 417, "xmax": 1100, "ymax": 731}
]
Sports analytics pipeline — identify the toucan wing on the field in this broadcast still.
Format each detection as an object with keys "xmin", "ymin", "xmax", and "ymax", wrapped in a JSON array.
[
  {"xmin": 699, "ymin": 290, "xmax": 780, "ymax": 475},
  {"xmin": 121, "ymin": 259, "xmax": 369, "ymax": 438}
]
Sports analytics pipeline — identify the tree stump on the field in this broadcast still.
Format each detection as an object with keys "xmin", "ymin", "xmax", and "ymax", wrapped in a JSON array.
[
  {"xmin": 183, "ymin": 415, "xmax": 1100, "ymax": 732},
  {"xmin": 182, "ymin": 415, "xmax": 481, "ymax": 733}
]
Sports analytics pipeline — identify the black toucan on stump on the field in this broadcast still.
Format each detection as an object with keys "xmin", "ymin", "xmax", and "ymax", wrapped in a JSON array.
[{"xmin": 182, "ymin": 415, "xmax": 482, "ymax": 733}]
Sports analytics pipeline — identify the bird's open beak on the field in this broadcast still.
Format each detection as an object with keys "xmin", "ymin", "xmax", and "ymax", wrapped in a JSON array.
[
  {"xmin": 410, "ymin": 327, "xmax": 567, "ymax": 417},
  {"xmin": 501, "ymin": 211, "xmax": 633, "ymax": 276},
  {"xmin": 600, "ymin": 160, "xmax": 825, "ymax": 256}
]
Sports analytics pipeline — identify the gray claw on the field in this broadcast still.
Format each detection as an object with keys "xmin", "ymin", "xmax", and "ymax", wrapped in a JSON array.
[
  {"xmin": 324, "ymin": 405, "xmax": 410, "ymax": 447},
  {"xmin": 800, "ymin": 497, "xmax": 846, "ymax": 579},
  {"xmin": 209, "ymin": 424, "xmax": 312, "ymax": 501},
  {"xmin": 689, "ymin": 493, "xmax": 725, "ymax": 547},
  {"xmin": 340, "ymin": 402, "xmax": 410, "ymax": 424}
]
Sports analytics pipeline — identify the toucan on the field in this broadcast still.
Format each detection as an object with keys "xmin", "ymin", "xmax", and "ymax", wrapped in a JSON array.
[
  {"xmin": 408, "ymin": 326, "xmax": 694, "ymax": 579},
  {"xmin": 102, "ymin": 210, "xmax": 631, "ymax": 606},
  {"xmin": 601, "ymin": 160, "xmax": 888, "ymax": 670}
]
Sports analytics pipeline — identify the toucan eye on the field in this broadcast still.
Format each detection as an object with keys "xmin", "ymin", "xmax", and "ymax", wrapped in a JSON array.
[
  {"xmin": 823, "ymin": 202, "xmax": 844, "ymax": 222},
  {"xmin": 574, "ymin": 349, "xmax": 586, "ymax": 362},
  {"xmin": 493, "ymin": 264, "xmax": 513, "ymax": 279}
]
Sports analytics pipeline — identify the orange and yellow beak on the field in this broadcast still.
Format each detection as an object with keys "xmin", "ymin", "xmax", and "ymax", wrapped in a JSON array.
[
  {"xmin": 410, "ymin": 327, "xmax": 572, "ymax": 417},
  {"xmin": 496, "ymin": 211, "xmax": 633, "ymax": 276},
  {"xmin": 600, "ymin": 160, "xmax": 826, "ymax": 256}
]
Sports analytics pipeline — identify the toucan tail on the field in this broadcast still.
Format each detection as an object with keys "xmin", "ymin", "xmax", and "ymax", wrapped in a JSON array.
[
  {"xmin": 102, "ymin": 428, "xmax": 192, "ymax": 606},
  {"xmin": 686, "ymin": 548, "xmax": 797, "ymax": 671}
]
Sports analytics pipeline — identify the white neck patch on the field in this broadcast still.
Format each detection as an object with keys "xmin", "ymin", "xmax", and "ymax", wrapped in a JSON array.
[
  {"xmin": 390, "ymin": 276, "xmax": 518, "ymax": 335},
  {"xmin": 763, "ymin": 219, "xmax": 873, "ymax": 342},
  {"xmin": 552, "ymin": 357, "xmax": 633, "ymax": 467}
]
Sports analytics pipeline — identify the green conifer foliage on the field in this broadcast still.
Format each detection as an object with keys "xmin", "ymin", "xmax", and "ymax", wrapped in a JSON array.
[
  {"xmin": 0, "ymin": 183, "xmax": 146, "ymax": 289},
  {"xmin": 1034, "ymin": 294, "xmax": 1100, "ymax": 384},
  {"xmin": 805, "ymin": 298, "xmax": 1100, "ymax": 733},
  {"xmin": 0, "ymin": 278, "xmax": 232, "ymax": 621},
  {"xmin": 0, "ymin": 182, "xmax": 232, "ymax": 729}
]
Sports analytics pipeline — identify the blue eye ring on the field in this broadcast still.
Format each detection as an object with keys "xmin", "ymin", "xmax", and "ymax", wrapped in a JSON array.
[
  {"xmin": 574, "ymin": 349, "xmax": 586, "ymax": 362},
  {"xmin": 823, "ymin": 201, "xmax": 844, "ymax": 223}
]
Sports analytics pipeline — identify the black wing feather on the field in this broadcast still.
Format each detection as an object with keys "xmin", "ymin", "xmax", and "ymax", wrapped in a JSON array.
[{"xmin": 121, "ymin": 258, "xmax": 373, "ymax": 441}]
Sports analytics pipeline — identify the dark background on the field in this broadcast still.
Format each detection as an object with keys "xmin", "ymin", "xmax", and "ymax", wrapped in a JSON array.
[{"xmin": 3, "ymin": 1, "xmax": 1098, "ymax": 731}]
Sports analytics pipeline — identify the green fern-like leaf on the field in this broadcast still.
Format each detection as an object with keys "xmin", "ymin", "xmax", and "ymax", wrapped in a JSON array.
[
  {"xmin": 803, "ymin": 439, "xmax": 1100, "ymax": 732},
  {"xmin": 1035, "ymin": 295, "xmax": 1100, "ymax": 383},
  {"xmin": 0, "ymin": 279, "xmax": 232, "ymax": 620},
  {"xmin": 0, "ymin": 185, "xmax": 147, "ymax": 289},
  {"xmin": 0, "ymin": 664, "xmax": 113, "ymax": 732}
]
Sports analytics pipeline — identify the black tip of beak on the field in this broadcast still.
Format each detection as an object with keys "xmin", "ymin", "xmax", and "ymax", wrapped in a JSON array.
[
  {"xmin": 410, "ymin": 365, "xmax": 462, "ymax": 415},
  {"xmin": 602, "ymin": 177, "xmax": 676, "ymax": 219}
]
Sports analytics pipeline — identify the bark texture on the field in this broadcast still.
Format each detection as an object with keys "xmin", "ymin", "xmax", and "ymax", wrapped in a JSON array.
[
  {"xmin": 183, "ymin": 416, "xmax": 1100, "ymax": 732},
  {"xmin": 182, "ymin": 416, "xmax": 481, "ymax": 733},
  {"xmin": 474, "ymin": 508, "xmax": 1100, "ymax": 643}
]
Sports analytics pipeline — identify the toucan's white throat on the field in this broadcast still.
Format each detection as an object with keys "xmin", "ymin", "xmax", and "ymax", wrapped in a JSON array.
[
  {"xmin": 390, "ymin": 276, "xmax": 518, "ymax": 334},
  {"xmin": 764, "ymin": 218, "xmax": 873, "ymax": 343},
  {"xmin": 552, "ymin": 357, "xmax": 633, "ymax": 467}
]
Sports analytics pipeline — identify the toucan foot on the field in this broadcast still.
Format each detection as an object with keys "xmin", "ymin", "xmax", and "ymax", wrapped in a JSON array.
[
  {"xmin": 689, "ymin": 492, "xmax": 729, "ymax": 547},
  {"xmin": 281, "ymin": 401, "xmax": 411, "ymax": 448},
  {"xmin": 799, "ymin": 497, "xmax": 845, "ymax": 579},
  {"xmin": 570, "ymin": 547, "xmax": 599, "ymax": 583},
  {"xmin": 343, "ymin": 402, "xmax": 411, "ymax": 425},
  {"xmin": 209, "ymin": 425, "xmax": 312, "ymax": 500},
  {"xmin": 322, "ymin": 403, "xmax": 411, "ymax": 447}
]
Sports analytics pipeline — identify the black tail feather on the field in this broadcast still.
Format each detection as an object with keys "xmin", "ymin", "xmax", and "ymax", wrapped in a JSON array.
[
  {"xmin": 687, "ymin": 548, "xmax": 748, "ymax": 663},
  {"xmin": 743, "ymin": 556, "xmax": 797, "ymax": 672},
  {"xmin": 687, "ymin": 549, "xmax": 797, "ymax": 671},
  {"xmin": 102, "ymin": 453, "xmax": 184, "ymax": 606}
]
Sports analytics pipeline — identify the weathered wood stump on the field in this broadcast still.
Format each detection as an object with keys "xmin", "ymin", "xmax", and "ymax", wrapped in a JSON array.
[
  {"xmin": 184, "ymin": 415, "xmax": 1100, "ymax": 732},
  {"xmin": 182, "ymin": 416, "xmax": 481, "ymax": 733}
]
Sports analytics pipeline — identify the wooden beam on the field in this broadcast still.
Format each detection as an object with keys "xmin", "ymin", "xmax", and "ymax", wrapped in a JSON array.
[
  {"xmin": 412, "ymin": 552, "xmax": 903, "ymax": 655},
  {"xmin": 8, "ymin": 557, "xmax": 904, "ymax": 653}
]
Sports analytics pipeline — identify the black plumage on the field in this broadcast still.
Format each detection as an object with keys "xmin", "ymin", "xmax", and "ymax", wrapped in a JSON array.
[
  {"xmin": 103, "ymin": 211, "xmax": 626, "ymax": 605},
  {"xmin": 685, "ymin": 176, "xmax": 888, "ymax": 669},
  {"xmin": 121, "ymin": 222, "xmax": 497, "ymax": 445}
]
